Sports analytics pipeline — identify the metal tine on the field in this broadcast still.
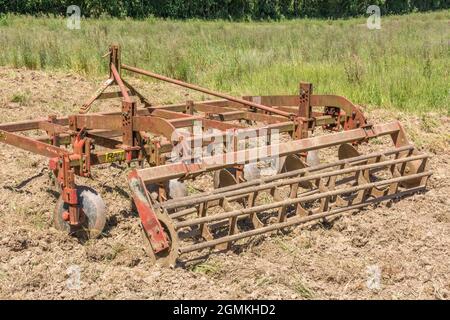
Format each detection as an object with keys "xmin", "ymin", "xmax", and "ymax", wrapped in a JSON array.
[
  {"xmin": 387, "ymin": 180, "xmax": 400, "ymax": 196},
  {"xmin": 295, "ymin": 202, "xmax": 309, "ymax": 217},
  {"xmin": 399, "ymin": 148, "xmax": 415, "ymax": 175},
  {"xmin": 352, "ymin": 169, "xmax": 369, "ymax": 204},
  {"xmin": 247, "ymin": 191, "xmax": 263, "ymax": 228},
  {"xmin": 384, "ymin": 153, "xmax": 402, "ymax": 196},
  {"xmin": 370, "ymin": 154, "xmax": 395, "ymax": 197},
  {"xmin": 198, "ymin": 202, "xmax": 213, "ymax": 241},
  {"xmin": 271, "ymin": 187, "xmax": 288, "ymax": 223},
  {"xmin": 328, "ymin": 161, "xmax": 350, "ymax": 207},
  {"xmin": 418, "ymin": 157, "xmax": 429, "ymax": 186},
  {"xmin": 317, "ymin": 177, "xmax": 331, "ymax": 213},
  {"xmin": 391, "ymin": 153, "xmax": 400, "ymax": 176},
  {"xmin": 288, "ymin": 182, "xmax": 303, "ymax": 217},
  {"xmin": 216, "ymin": 198, "xmax": 237, "ymax": 250}
]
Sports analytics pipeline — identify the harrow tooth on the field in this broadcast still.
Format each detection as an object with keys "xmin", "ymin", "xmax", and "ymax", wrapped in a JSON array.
[
  {"xmin": 246, "ymin": 192, "xmax": 264, "ymax": 229},
  {"xmin": 274, "ymin": 187, "xmax": 291, "ymax": 223},
  {"xmin": 295, "ymin": 202, "xmax": 309, "ymax": 217},
  {"xmin": 198, "ymin": 202, "xmax": 214, "ymax": 241},
  {"xmin": 217, "ymin": 198, "xmax": 237, "ymax": 250}
]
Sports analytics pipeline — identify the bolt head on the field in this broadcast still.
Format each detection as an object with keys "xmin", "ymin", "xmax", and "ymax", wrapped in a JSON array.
[{"xmin": 62, "ymin": 211, "xmax": 70, "ymax": 222}]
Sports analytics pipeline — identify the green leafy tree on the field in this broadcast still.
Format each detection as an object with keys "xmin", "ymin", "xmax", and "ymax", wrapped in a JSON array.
[{"xmin": 0, "ymin": 0, "xmax": 448, "ymax": 19}]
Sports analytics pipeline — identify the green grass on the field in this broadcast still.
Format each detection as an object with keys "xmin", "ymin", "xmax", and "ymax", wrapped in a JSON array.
[
  {"xmin": 191, "ymin": 261, "xmax": 222, "ymax": 275},
  {"xmin": 293, "ymin": 280, "xmax": 315, "ymax": 299},
  {"xmin": 0, "ymin": 11, "xmax": 448, "ymax": 113},
  {"xmin": 10, "ymin": 91, "xmax": 30, "ymax": 105}
]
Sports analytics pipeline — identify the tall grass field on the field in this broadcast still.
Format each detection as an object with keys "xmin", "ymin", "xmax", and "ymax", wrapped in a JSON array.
[{"xmin": 0, "ymin": 11, "xmax": 448, "ymax": 114}]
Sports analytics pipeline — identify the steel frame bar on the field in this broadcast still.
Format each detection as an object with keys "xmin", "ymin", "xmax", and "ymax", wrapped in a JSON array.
[
  {"xmin": 159, "ymin": 145, "xmax": 417, "ymax": 210},
  {"xmin": 133, "ymin": 121, "xmax": 402, "ymax": 184},
  {"xmin": 121, "ymin": 64, "xmax": 294, "ymax": 118},
  {"xmin": 0, "ymin": 129, "xmax": 69, "ymax": 158}
]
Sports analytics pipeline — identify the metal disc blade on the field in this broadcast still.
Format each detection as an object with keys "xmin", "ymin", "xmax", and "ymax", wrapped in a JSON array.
[{"xmin": 338, "ymin": 143, "xmax": 360, "ymax": 160}]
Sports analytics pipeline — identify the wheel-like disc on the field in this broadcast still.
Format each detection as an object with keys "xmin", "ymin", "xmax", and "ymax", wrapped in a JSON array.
[
  {"xmin": 213, "ymin": 168, "xmax": 237, "ymax": 189},
  {"xmin": 306, "ymin": 150, "xmax": 320, "ymax": 166},
  {"xmin": 279, "ymin": 154, "xmax": 313, "ymax": 189},
  {"xmin": 338, "ymin": 143, "xmax": 360, "ymax": 160},
  {"xmin": 140, "ymin": 211, "xmax": 179, "ymax": 268},
  {"xmin": 147, "ymin": 180, "xmax": 187, "ymax": 201},
  {"xmin": 53, "ymin": 186, "xmax": 106, "ymax": 239},
  {"xmin": 397, "ymin": 150, "xmax": 424, "ymax": 188}
]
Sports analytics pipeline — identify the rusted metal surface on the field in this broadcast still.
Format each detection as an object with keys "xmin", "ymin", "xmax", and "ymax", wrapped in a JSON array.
[
  {"xmin": 0, "ymin": 129, "xmax": 70, "ymax": 158},
  {"xmin": 79, "ymin": 78, "xmax": 114, "ymax": 114},
  {"xmin": 0, "ymin": 44, "xmax": 431, "ymax": 267},
  {"xmin": 121, "ymin": 64, "xmax": 294, "ymax": 118},
  {"xmin": 133, "ymin": 122, "xmax": 401, "ymax": 184},
  {"xmin": 128, "ymin": 170, "xmax": 169, "ymax": 253},
  {"xmin": 146, "ymin": 146, "xmax": 430, "ymax": 265}
]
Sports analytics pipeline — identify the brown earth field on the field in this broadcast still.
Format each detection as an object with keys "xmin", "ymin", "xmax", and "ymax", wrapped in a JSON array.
[{"xmin": 0, "ymin": 67, "xmax": 449, "ymax": 300}]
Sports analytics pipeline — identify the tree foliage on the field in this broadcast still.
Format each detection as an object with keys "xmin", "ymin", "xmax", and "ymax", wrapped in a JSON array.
[{"xmin": 0, "ymin": 0, "xmax": 448, "ymax": 19}]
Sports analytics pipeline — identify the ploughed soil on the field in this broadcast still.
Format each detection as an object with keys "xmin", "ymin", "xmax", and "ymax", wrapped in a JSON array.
[{"xmin": 0, "ymin": 67, "xmax": 448, "ymax": 300}]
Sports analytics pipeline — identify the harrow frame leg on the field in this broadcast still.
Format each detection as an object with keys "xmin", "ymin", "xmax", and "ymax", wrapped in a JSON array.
[
  {"xmin": 128, "ymin": 170, "xmax": 170, "ymax": 254},
  {"xmin": 60, "ymin": 155, "xmax": 81, "ymax": 226}
]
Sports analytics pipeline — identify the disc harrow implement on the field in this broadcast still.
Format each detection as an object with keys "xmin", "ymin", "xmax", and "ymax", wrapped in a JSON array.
[{"xmin": 0, "ymin": 45, "xmax": 431, "ymax": 267}]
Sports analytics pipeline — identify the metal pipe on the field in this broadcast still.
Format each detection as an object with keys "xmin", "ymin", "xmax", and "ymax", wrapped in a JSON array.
[
  {"xmin": 174, "ymin": 171, "xmax": 431, "ymax": 229},
  {"xmin": 157, "ymin": 145, "xmax": 414, "ymax": 209},
  {"xmin": 0, "ymin": 129, "xmax": 70, "ymax": 158},
  {"xmin": 121, "ymin": 64, "xmax": 293, "ymax": 118},
  {"xmin": 178, "ymin": 185, "xmax": 427, "ymax": 254},
  {"xmin": 164, "ymin": 152, "xmax": 426, "ymax": 211},
  {"xmin": 135, "ymin": 121, "xmax": 405, "ymax": 184},
  {"xmin": 111, "ymin": 63, "xmax": 132, "ymax": 104}
]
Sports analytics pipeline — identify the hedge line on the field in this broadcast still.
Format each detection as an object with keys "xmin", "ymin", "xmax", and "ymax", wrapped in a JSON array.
[{"xmin": 1, "ymin": 0, "xmax": 448, "ymax": 20}]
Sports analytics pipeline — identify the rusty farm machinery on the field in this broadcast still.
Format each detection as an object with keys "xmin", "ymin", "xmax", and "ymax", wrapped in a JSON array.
[{"xmin": 0, "ymin": 45, "xmax": 431, "ymax": 267}]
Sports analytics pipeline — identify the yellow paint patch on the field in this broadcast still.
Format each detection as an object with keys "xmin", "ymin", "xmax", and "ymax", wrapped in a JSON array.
[{"xmin": 105, "ymin": 150, "xmax": 125, "ymax": 163}]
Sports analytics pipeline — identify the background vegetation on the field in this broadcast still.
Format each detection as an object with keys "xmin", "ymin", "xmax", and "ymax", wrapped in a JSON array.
[
  {"xmin": 0, "ymin": 0, "xmax": 449, "ymax": 20},
  {"xmin": 0, "ymin": 11, "xmax": 448, "ymax": 114}
]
